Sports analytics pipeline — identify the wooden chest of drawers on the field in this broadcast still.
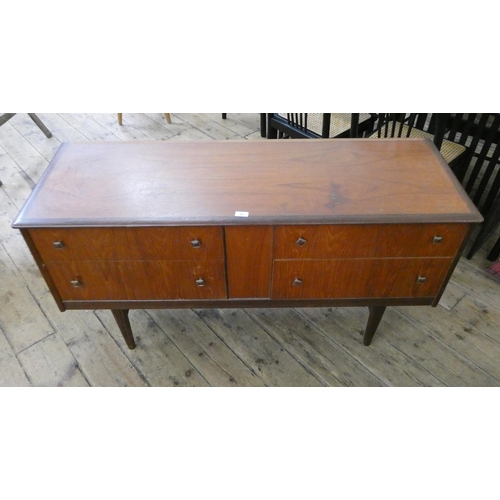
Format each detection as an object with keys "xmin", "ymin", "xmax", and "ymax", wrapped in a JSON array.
[{"xmin": 13, "ymin": 139, "xmax": 482, "ymax": 348}]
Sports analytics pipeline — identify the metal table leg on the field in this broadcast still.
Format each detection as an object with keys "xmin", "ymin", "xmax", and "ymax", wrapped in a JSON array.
[{"xmin": 0, "ymin": 113, "xmax": 52, "ymax": 138}]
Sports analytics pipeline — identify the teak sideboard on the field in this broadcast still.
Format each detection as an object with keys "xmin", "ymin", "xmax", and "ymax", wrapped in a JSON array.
[{"xmin": 12, "ymin": 139, "xmax": 483, "ymax": 349}]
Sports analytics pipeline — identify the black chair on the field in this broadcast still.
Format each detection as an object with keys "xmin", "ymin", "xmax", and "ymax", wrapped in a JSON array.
[
  {"xmin": 267, "ymin": 113, "xmax": 377, "ymax": 139},
  {"xmin": 366, "ymin": 113, "xmax": 468, "ymax": 168},
  {"xmin": 469, "ymin": 194, "xmax": 500, "ymax": 261},
  {"xmin": 441, "ymin": 113, "xmax": 500, "ymax": 259},
  {"xmin": 444, "ymin": 114, "xmax": 500, "ymax": 215}
]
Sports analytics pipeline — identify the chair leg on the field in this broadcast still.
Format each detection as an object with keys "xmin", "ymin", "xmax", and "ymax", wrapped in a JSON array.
[
  {"xmin": 267, "ymin": 113, "xmax": 278, "ymax": 139},
  {"xmin": 27, "ymin": 113, "xmax": 52, "ymax": 138},
  {"xmin": 164, "ymin": 113, "xmax": 171, "ymax": 124},
  {"xmin": 259, "ymin": 113, "xmax": 266, "ymax": 137},
  {"xmin": 117, "ymin": 113, "xmax": 123, "ymax": 126},
  {"xmin": 0, "ymin": 113, "xmax": 16, "ymax": 127},
  {"xmin": 487, "ymin": 234, "xmax": 500, "ymax": 261},
  {"xmin": 467, "ymin": 195, "xmax": 500, "ymax": 259},
  {"xmin": 222, "ymin": 113, "xmax": 227, "ymax": 119}
]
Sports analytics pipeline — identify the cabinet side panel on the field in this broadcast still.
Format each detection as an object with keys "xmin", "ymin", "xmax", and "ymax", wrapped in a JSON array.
[
  {"xmin": 22, "ymin": 229, "xmax": 65, "ymax": 311},
  {"xmin": 225, "ymin": 226, "xmax": 273, "ymax": 298}
]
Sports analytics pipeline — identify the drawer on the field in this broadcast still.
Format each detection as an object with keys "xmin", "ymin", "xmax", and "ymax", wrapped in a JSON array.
[
  {"xmin": 274, "ymin": 224, "xmax": 468, "ymax": 260},
  {"xmin": 272, "ymin": 258, "xmax": 453, "ymax": 300},
  {"xmin": 29, "ymin": 227, "xmax": 224, "ymax": 263},
  {"xmin": 45, "ymin": 260, "xmax": 227, "ymax": 301}
]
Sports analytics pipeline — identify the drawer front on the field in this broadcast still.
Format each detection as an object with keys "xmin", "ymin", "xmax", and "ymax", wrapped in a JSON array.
[
  {"xmin": 274, "ymin": 224, "xmax": 468, "ymax": 260},
  {"xmin": 29, "ymin": 227, "xmax": 224, "ymax": 263},
  {"xmin": 272, "ymin": 258, "xmax": 453, "ymax": 300},
  {"xmin": 45, "ymin": 260, "xmax": 226, "ymax": 301}
]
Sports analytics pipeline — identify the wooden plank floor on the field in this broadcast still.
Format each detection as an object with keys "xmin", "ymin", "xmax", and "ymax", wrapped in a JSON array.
[{"xmin": 1, "ymin": 112, "xmax": 500, "ymax": 387}]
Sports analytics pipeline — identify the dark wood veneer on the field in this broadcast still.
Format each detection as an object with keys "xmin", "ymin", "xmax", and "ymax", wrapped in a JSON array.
[
  {"xmin": 274, "ymin": 224, "xmax": 469, "ymax": 260},
  {"xmin": 272, "ymin": 258, "xmax": 452, "ymax": 300},
  {"xmin": 225, "ymin": 226, "xmax": 273, "ymax": 298},
  {"xmin": 13, "ymin": 139, "xmax": 483, "ymax": 349},
  {"xmin": 29, "ymin": 226, "xmax": 224, "ymax": 262}
]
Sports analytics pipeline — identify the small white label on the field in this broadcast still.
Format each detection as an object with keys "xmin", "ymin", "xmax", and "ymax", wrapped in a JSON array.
[{"xmin": 235, "ymin": 211, "xmax": 249, "ymax": 217}]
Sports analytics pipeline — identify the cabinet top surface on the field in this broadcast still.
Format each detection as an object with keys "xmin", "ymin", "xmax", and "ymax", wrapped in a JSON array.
[{"xmin": 13, "ymin": 138, "xmax": 482, "ymax": 227}]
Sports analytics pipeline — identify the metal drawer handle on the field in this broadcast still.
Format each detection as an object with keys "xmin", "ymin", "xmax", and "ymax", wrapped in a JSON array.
[
  {"xmin": 191, "ymin": 239, "xmax": 202, "ymax": 249},
  {"xmin": 195, "ymin": 278, "xmax": 205, "ymax": 287},
  {"xmin": 432, "ymin": 236, "xmax": 443, "ymax": 244},
  {"xmin": 70, "ymin": 278, "xmax": 82, "ymax": 288},
  {"xmin": 292, "ymin": 278, "xmax": 303, "ymax": 287},
  {"xmin": 416, "ymin": 276, "xmax": 427, "ymax": 284},
  {"xmin": 296, "ymin": 237, "xmax": 307, "ymax": 247},
  {"xmin": 53, "ymin": 241, "xmax": 65, "ymax": 249}
]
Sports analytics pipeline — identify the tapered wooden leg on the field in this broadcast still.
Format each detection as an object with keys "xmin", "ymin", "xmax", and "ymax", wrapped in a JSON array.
[
  {"xmin": 111, "ymin": 309, "xmax": 136, "ymax": 349},
  {"xmin": 164, "ymin": 113, "xmax": 171, "ymax": 123},
  {"xmin": 363, "ymin": 306, "xmax": 387, "ymax": 346},
  {"xmin": 117, "ymin": 113, "xmax": 123, "ymax": 126}
]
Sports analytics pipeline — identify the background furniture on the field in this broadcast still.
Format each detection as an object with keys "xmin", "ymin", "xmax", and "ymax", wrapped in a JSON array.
[
  {"xmin": 469, "ymin": 195, "xmax": 500, "ymax": 260},
  {"xmin": 0, "ymin": 114, "xmax": 52, "ymax": 187},
  {"xmin": 13, "ymin": 139, "xmax": 481, "ymax": 349},
  {"xmin": 439, "ymin": 114, "xmax": 500, "ymax": 259},
  {"xmin": 0, "ymin": 113, "xmax": 52, "ymax": 138},
  {"xmin": 267, "ymin": 113, "xmax": 376, "ymax": 139},
  {"xmin": 117, "ymin": 113, "xmax": 171, "ymax": 125},
  {"xmin": 367, "ymin": 113, "xmax": 468, "ymax": 168}
]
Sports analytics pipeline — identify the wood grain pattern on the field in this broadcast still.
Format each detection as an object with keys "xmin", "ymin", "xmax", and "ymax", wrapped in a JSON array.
[
  {"xmin": 17, "ymin": 333, "xmax": 89, "ymax": 387},
  {"xmin": 0, "ymin": 240, "xmax": 56, "ymax": 352},
  {"xmin": 274, "ymin": 224, "xmax": 469, "ymax": 259},
  {"xmin": 225, "ymin": 226, "xmax": 273, "ymax": 298},
  {"xmin": 272, "ymin": 258, "xmax": 453, "ymax": 300},
  {"xmin": 95, "ymin": 309, "xmax": 211, "ymax": 387},
  {"xmin": 12, "ymin": 139, "xmax": 482, "ymax": 228},
  {"xmin": 194, "ymin": 308, "xmax": 324, "ymax": 386},
  {"xmin": 145, "ymin": 309, "xmax": 263, "ymax": 387},
  {"xmin": 29, "ymin": 226, "xmax": 224, "ymax": 262},
  {"xmin": 0, "ymin": 329, "xmax": 30, "ymax": 386},
  {"xmin": 45, "ymin": 260, "xmax": 226, "ymax": 301}
]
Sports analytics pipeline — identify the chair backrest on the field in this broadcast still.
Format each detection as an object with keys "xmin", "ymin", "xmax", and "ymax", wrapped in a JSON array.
[
  {"xmin": 267, "ymin": 113, "xmax": 376, "ymax": 139},
  {"xmin": 444, "ymin": 113, "xmax": 500, "ymax": 215},
  {"xmin": 372, "ymin": 113, "xmax": 430, "ymax": 136},
  {"xmin": 271, "ymin": 113, "xmax": 335, "ymax": 138},
  {"xmin": 370, "ymin": 113, "xmax": 449, "ymax": 149}
]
